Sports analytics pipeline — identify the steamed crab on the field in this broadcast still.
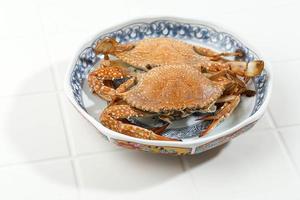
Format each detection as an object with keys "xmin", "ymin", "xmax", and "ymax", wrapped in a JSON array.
[
  {"xmin": 88, "ymin": 37, "xmax": 264, "ymax": 141},
  {"xmin": 94, "ymin": 37, "xmax": 263, "ymax": 75}
]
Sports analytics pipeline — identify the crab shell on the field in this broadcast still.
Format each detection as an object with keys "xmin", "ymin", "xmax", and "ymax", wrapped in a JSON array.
[
  {"xmin": 114, "ymin": 38, "xmax": 211, "ymax": 70},
  {"xmin": 121, "ymin": 65, "xmax": 224, "ymax": 113}
]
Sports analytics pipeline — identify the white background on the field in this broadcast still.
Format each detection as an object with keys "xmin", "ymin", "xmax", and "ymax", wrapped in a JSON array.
[{"xmin": 1, "ymin": 0, "xmax": 300, "ymax": 199}]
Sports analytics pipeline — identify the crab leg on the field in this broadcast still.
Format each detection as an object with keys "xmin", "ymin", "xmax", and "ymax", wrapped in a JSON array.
[
  {"xmin": 100, "ymin": 104, "xmax": 176, "ymax": 141},
  {"xmin": 193, "ymin": 46, "xmax": 243, "ymax": 61},
  {"xmin": 208, "ymin": 70, "xmax": 243, "ymax": 85},
  {"xmin": 150, "ymin": 123, "xmax": 170, "ymax": 135},
  {"xmin": 208, "ymin": 70, "xmax": 256, "ymax": 97},
  {"xmin": 200, "ymin": 95, "xmax": 240, "ymax": 136},
  {"xmin": 88, "ymin": 65, "xmax": 131, "ymax": 101},
  {"xmin": 209, "ymin": 70, "xmax": 247, "ymax": 93}
]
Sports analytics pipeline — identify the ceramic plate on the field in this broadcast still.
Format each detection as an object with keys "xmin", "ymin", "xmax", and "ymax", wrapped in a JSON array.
[{"xmin": 65, "ymin": 17, "xmax": 272, "ymax": 155}]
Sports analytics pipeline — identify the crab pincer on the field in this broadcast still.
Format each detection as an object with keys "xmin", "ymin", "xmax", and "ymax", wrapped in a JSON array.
[{"xmin": 87, "ymin": 61, "xmax": 131, "ymax": 102}]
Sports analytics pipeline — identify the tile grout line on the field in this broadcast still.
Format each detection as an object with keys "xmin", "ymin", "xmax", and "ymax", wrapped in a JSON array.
[
  {"xmin": 0, "ymin": 155, "xmax": 70, "ymax": 169},
  {"xmin": 0, "ymin": 119, "xmax": 296, "ymax": 167},
  {"xmin": 0, "ymin": 90, "xmax": 59, "ymax": 98},
  {"xmin": 275, "ymin": 129, "xmax": 300, "ymax": 177},
  {"xmin": 0, "ymin": 148, "xmax": 124, "ymax": 169},
  {"xmin": 51, "ymin": 62, "xmax": 83, "ymax": 197},
  {"xmin": 0, "ymin": 109, "xmax": 297, "ymax": 168},
  {"xmin": 269, "ymin": 57, "xmax": 300, "ymax": 64},
  {"xmin": 178, "ymin": 156, "xmax": 187, "ymax": 171},
  {"xmin": 34, "ymin": 2, "xmax": 82, "ymax": 195},
  {"xmin": 221, "ymin": 0, "xmax": 297, "ymax": 15},
  {"xmin": 267, "ymin": 108, "xmax": 300, "ymax": 177},
  {"xmin": 179, "ymin": 156, "xmax": 200, "ymax": 194},
  {"xmin": 276, "ymin": 123, "xmax": 300, "ymax": 130},
  {"xmin": 55, "ymin": 94, "xmax": 82, "ymax": 190}
]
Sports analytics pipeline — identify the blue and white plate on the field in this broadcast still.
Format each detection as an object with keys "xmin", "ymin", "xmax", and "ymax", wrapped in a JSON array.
[{"xmin": 65, "ymin": 17, "xmax": 272, "ymax": 155}]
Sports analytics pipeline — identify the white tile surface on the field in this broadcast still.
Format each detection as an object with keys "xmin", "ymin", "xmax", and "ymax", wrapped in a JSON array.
[
  {"xmin": 45, "ymin": 32, "xmax": 92, "ymax": 90},
  {"xmin": 269, "ymin": 61, "xmax": 300, "ymax": 127},
  {"xmin": 0, "ymin": 93, "xmax": 69, "ymax": 165},
  {"xmin": 45, "ymin": 32, "xmax": 91, "ymax": 64},
  {"xmin": 52, "ymin": 60, "xmax": 69, "ymax": 90},
  {"xmin": 207, "ymin": 2, "xmax": 300, "ymax": 62},
  {"xmin": 279, "ymin": 126, "xmax": 300, "ymax": 173},
  {"xmin": 0, "ymin": 36, "xmax": 55, "ymax": 96},
  {"xmin": 1, "ymin": 0, "xmax": 300, "ymax": 199},
  {"xmin": 0, "ymin": 0, "xmax": 42, "ymax": 38},
  {"xmin": 0, "ymin": 160, "xmax": 78, "ymax": 200},
  {"xmin": 37, "ymin": 0, "xmax": 294, "ymax": 37},
  {"xmin": 37, "ymin": 0, "xmax": 130, "ymax": 35},
  {"xmin": 251, "ymin": 111, "xmax": 275, "ymax": 131},
  {"xmin": 59, "ymin": 93, "xmax": 121, "ymax": 155},
  {"xmin": 76, "ymin": 150, "xmax": 198, "ymax": 200},
  {"xmin": 183, "ymin": 130, "xmax": 300, "ymax": 200}
]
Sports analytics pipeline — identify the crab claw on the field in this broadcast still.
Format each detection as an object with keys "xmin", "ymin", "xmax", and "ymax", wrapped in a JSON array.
[
  {"xmin": 94, "ymin": 37, "xmax": 135, "ymax": 60},
  {"xmin": 201, "ymin": 59, "xmax": 264, "ymax": 78},
  {"xmin": 94, "ymin": 38, "xmax": 118, "ymax": 59},
  {"xmin": 228, "ymin": 60, "xmax": 264, "ymax": 77},
  {"xmin": 88, "ymin": 64, "xmax": 131, "ymax": 101},
  {"xmin": 100, "ymin": 104, "xmax": 177, "ymax": 141}
]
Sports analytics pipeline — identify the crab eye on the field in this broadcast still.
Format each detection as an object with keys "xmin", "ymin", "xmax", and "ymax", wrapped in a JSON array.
[{"xmin": 145, "ymin": 64, "xmax": 152, "ymax": 70}]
